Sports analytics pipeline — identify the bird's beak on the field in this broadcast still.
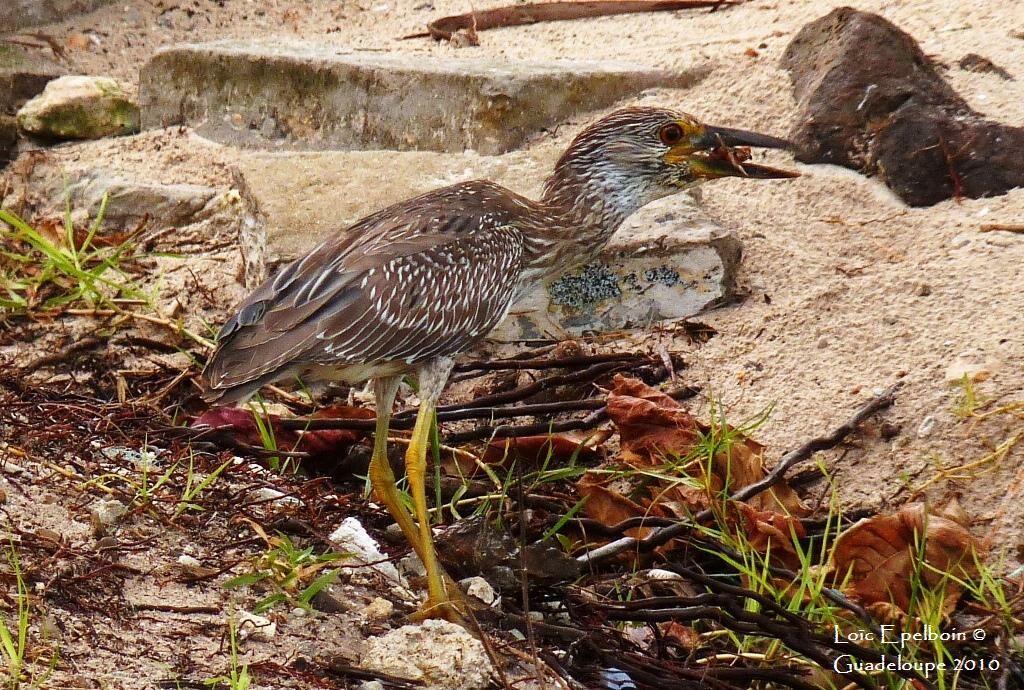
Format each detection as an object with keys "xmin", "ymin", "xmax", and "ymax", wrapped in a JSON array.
[{"xmin": 668, "ymin": 123, "xmax": 800, "ymax": 180}]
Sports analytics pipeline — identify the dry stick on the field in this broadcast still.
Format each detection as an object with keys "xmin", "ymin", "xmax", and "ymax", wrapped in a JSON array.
[
  {"xmin": 19, "ymin": 336, "xmax": 102, "ymax": 374},
  {"xmin": 980, "ymin": 223, "xmax": 1024, "ymax": 233},
  {"xmin": 453, "ymin": 351, "xmax": 655, "ymax": 372},
  {"xmin": 578, "ymin": 383, "xmax": 901, "ymax": 564},
  {"xmin": 404, "ymin": 0, "xmax": 734, "ymax": 41}
]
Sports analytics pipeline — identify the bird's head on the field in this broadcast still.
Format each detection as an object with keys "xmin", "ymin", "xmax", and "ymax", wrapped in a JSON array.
[{"xmin": 544, "ymin": 106, "xmax": 798, "ymax": 216}]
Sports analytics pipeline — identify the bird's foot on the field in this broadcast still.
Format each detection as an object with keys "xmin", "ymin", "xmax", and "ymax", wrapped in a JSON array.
[{"xmin": 409, "ymin": 573, "xmax": 479, "ymax": 625}]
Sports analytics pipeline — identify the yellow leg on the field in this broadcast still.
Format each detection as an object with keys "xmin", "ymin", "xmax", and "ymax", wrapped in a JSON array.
[
  {"xmin": 404, "ymin": 396, "xmax": 457, "ymax": 619},
  {"xmin": 367, "ymin": 373, "xmax": 466, "ymax": 623},
  {"xmin": 367, "ymin": 377, "xmax": 424, "ymax": 555}
]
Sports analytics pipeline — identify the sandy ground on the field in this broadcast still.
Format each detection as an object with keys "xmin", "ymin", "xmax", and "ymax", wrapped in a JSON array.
[{"xmin": 3, "ymin": 0, "xmax": 1024, "ymax": 687}]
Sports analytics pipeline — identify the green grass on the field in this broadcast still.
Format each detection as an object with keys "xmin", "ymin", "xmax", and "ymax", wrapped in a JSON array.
[
  {"xmin": 223, "ymin": 525, "xmax": 344, "ymax": 614},
  {"xmin": 0, "ymin": 543, "xmax": 57, "ymax": 690},
  {"xmin": 0, "ymin": 544, "xmax": 30, "ymax": 689},
  {"xmin": 204, "ymin": 616, "xmax": 252, "ymax": 690},
  {"xmin": 0, "ymin": 199, "xmax": 214, "ymax": 348}
]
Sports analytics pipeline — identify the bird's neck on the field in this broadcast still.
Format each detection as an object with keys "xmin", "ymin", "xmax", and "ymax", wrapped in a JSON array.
[{"xmin": 525, "ymin": 165, "xmax": 650, "ymax": 276}]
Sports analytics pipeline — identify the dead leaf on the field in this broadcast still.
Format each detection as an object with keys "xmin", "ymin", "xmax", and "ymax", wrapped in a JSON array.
[
  {"xmin": 604, "ymin": 375, "xmax": 806, "ymax": 516},
  {"xmin": 832, "ymin": 503, "xmax": 981, "ymax": 613},
  {"xmin": 729, "ymin": 502, "xmax": 807, "ymax": 571},
  {"xmin": 192, "ymin": 404, "xmax": 374, "ymax": 462},
  {"xmin": 479, "ymin": 434, "xmax": 597, "ymax": 471},
  {"xmin": 577, "ymin": 475, "xmax": 667, "ymax": 539}
]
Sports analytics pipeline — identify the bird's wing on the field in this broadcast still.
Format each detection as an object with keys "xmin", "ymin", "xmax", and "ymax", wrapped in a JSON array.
[{"xmin": 203, "ymin": 192, "xmax": 527, "ymax": 396}]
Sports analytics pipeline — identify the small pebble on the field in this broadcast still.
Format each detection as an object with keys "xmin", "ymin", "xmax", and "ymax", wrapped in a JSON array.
[
  {"xmin": 645, "ymin": 568, "xmax": 683, "ymax": 581},
  {"xmin": 460, "ymin": 576, "xmax": 496, "ymax": 605},
  {"xmin": 950, "ymin": 234, "xmax": 972, "ymax": 249},
  {"xmin": 236, "ymin": 611, "xmax": 276, "ymax": 641},
  {"xmin": 177, "ymin": 554, "xmax": 202, "ymax": 568},
  {"xmin": 95, "ymin": 536, "xmax": 119, "ymax": 550},
  {"xmin": 0, "ymin": 486, "xmax": 6, "ymax": 504},
  {"xmin": 816, "ymin": 335, "xmax": 829, "ymax": 349},
  {"xmin": 917, "ymin": 415, "xmax": 937, "ymax": 438},
  {"xmin": 363, "ymin": 597, "xmax": 394, "ymax": 621},
  {"xmin": 358, "ymin": 682, "xmax": 385, "ymax": 690},
  {"xmin": 913, "ymin": 282, "xmax": 932, "ymax": 296}
]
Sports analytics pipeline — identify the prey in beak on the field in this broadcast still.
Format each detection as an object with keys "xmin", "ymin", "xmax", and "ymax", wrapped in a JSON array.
[{"xmin": 664, "ymin": 121, "xmax": 800, "ymax": 180}]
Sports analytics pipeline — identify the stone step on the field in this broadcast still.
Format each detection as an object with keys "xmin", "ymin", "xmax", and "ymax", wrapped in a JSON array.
[
  {"xmin": 140, "ymin": 41, "xmax": 706, "ymax": 154},
  {"xmin": 234, "ymin": 150, "xmax": 740, "ymax": 339}
]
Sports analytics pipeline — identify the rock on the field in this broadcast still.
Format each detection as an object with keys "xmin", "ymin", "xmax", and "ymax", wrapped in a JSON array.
[
  {"xmin": 140, "ymin": 41, "xmax": 705, "ymax": 154},
  {"xmin": 957, "ymin": 54, "xmax": 1014, "ymax": 81},
  {"xmin": 782, "ymin": 8, "xmax": 1024, "ymax": 207},
  {"xmin": 362, "ymin": 597, "xmax": 394, "ymax": 622},
  {"xmin": 0, "ymin": 43, "xmax": 65, "ymax": 116},
  {"xmin": 72, "ymin": 175, "xmax": 217, "ymax": 230},
  {"xmin": 357, "ymin": 682, "xmax": 385, "ymax": 690},
  {"xmin": 89, "ymin": 499, "xmax": 127, "ymax": 535},
  {"xmin": 253, "ymin": 486, "xmax": 302, "ymax": 507},
  {"xmin": 1, "ymin": 0, "xmax": 117, "ymax": 32},
  {"xmin": 917, "ymin": 415, "xmax": 937, "ymax": 438},
  {"xmin": 235, "ymin": 148, "xmax": 546, "ymax": 266},
  {"xmin": 17, "ymin": 75, "xmax": 140, "ymax": 140},
  {"xmin": 460, "ymin": 576, "xmax": 497, "ymax": 606},
  {"xmin": 329, "ymin": 517, "xmax": 404, "ymax": 585},
  {"xmin": 491, "ymin": 202, "xmax": 742, "ymax": 340},
  {"xmin": 236, "ymin": 611, "xmax": 276, "ymax": 641},
  {"xmin": 359, "ymin": 619, "xmax": 494, "ymax": 690}
]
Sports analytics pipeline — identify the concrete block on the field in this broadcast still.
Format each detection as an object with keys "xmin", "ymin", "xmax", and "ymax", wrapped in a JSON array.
[
  {"xmin": 140, "ymin": 40, "xmax": 705, "ymax": 154},
  {"xmin": 0, "ymin": 44, "xmax": 65, "ymax": 116}
]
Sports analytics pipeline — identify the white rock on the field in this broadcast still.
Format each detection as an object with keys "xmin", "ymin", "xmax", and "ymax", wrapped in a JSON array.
[
  {"xmin": 358, "ymin": 682, "xmax": 385, "ymax": 690},
  {"xmin": 254, "ymin": 487, "xmax": 302, "ymax": 507},
  {"xmin": 460, "ymin": 576, "xmax": 497, "ymax": 605},
  {"xmin": 360, "ymin": 619, "xmax": 494, "ymax": 690},
  {"xmin": 90, "ymin": 499, "xmax": 127, "ymax": 527},
  {"xmin": 917, "ymin": 415, "xmax": 937, "ymax": 438},
  {"xmin": 177, "ymin": 554, "xmax": 202, "ymax": 568},
  {"xmin": 329, "ymin": 517, "xmax": 404, "ymax": 584},
  {"xmin": 645, "ymin": 568, "xmax": 683, "ymax": 581},
  {"xmin": 236, "ymin": 611, "xmax": 276, "ymax": 641}
]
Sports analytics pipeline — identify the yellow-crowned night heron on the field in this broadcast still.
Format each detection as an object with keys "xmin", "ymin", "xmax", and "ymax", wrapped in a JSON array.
[{"xmin": 202, "ymin": 106, "xmax": 797, "ymax": 621}]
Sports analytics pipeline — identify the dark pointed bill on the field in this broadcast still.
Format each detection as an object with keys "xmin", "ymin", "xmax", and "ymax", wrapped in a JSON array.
[
  {"xmin": 699, "ymin": 125, "xmax": 793, "ymax": 151},
  {"xmin": 690, "ymin": 124, "xmax": 799, "ymax": 179}
]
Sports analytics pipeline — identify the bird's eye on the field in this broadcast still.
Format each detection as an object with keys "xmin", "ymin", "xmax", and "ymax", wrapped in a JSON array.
[{"xmin": 658, "ymin": 123, "xmax": 685, "ymax": 146}]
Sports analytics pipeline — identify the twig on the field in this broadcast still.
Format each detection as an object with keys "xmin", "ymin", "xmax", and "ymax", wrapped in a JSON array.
[
  {"xmin": 404, "ymin": 0, "xmax": 734, "ymax": 42},
  {"xmin": 578, "ymin": 384, "xmax": 900, "ymax": 564},
  {"xmin": 19, "ymin": 336, "xmax": 102, "ymax": 374},
  {"xmin": 980, "ymin": 223, "xmax": 1024, "ymax": 233}
]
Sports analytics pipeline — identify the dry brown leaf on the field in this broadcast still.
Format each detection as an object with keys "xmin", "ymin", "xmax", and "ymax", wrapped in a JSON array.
[
  {"xmin": 832, "ymin": 503, "xmax": 981, "ymax": 614},
  {"xmin": 577, "ymin": 475, "xmax": 667, "ymax": 539},
  {"xmin": 729, "ymin": 502, "xmax": 807, "ymax": 571},
  {"xmin": 604, "ymin": 375, "xmax": 806, "ymax": 516},
  {"xmin": 479, "ymin": 434, "xmax": 597, "ymax": 471}
]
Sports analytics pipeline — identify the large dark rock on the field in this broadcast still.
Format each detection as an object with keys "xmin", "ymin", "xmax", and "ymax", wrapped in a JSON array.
[
  {"xmin": 0, "ymin": 44, "xmax": 65, "ymax": 116},
  {"xmin": 782, "ymin": 7, "xmax": 1024, "ymax": 206},
  {"xmin": 0, "ymin": 116, "xmax": 17, "ymax": 167}
]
